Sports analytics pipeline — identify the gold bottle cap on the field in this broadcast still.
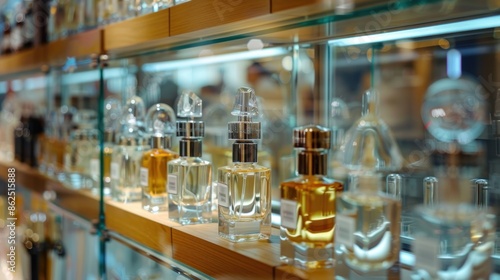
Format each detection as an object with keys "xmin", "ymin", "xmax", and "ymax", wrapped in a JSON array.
[{"xmin": 293, "ymin": 125, "xmax": 331, "ymax": 150}]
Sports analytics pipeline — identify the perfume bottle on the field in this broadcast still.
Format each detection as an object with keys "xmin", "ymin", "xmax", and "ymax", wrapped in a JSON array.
[
  {"xmin": 111, "ymin": 96, "xmax": 150, "ymax": 202},
  {"xmin": 341, "ymin": 89, "xmax": 403, "ymax": 172},
  {"xmin": 64, "ymin": 109, "xmax": 99, "ymax": 189},
  {"xmin": 412, "ymin": 72, "xmax": 496, "ymax": 279},
  {"xmin": 335, "ymin": 173, "xmax": 401, "ymax": 272},
  {"xmin": 329, "ymin": 97, "xmax": 351, "ymax": 184},
  {"xmin": 90, "ymin": 96, "xmax": 121, "ymax": 196},
  {"xmin": 217, "ymin": 87, "xmax": 271, "ymax": 242},
  {"xmin": 168, "ymin": 91, "xmax": 212, "ymax": 224},
  {"xmin": 140, "ymin": 103, "xmax": 178, "ymax": 212},
  {"xmin": 280, "ymin": 125, "xmax": 343, "ymax": 269}
]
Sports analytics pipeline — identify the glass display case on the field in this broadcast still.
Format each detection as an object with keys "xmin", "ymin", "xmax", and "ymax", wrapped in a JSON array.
[{"xmin": 0, "ymin": 0, "xmax": 500, "ymax": 279}]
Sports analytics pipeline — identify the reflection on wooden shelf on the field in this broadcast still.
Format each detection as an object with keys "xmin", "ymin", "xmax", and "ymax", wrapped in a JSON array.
[
  {"xmin": 172, "ymin": 223, "xmax": 280, "ymax": 280},
  {"xmin": 170, "ymin": 0, "xmax": 270, "ymax": 37},
  {"xmin": 104, "ymin": 9, "xmax": 170, "ymax": 52},
  {"xmin": 105, "ymin": 200, "xmax": 177, "ymax": 257},
  {"xmin": 0, "ymin": 160, "xmax": 100, "ymax": 222},
  {"xmin": 48, "ymin": 29, "xmax": 103, "ymax": 66}
]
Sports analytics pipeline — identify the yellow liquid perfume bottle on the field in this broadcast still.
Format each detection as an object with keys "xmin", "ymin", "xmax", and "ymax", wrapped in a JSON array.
[
  {"xmin": 280, "ymin": 125, "xmax": 344, "ymax": 269},
  {"xmin": 217, "ymin": 87, "xmax": 271, "ymax": 242},
  {"xmin": 168, "ymin": 91, "xmax": 212, "ymax": 224},
  {"xmin": 111, "ymin": 96, "xmax": 150, "ymax": 203},
  {"xmin": 141, "ymin": 103, "xmax": 179, "ymax": 213}
]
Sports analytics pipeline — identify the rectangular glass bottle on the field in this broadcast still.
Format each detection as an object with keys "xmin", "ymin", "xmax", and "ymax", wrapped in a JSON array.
[
  {"xmin": 281, "ymin": 175, "xmax": 343, "ymax": 269},
  {"xmin": 280, "ymin": 125, "xmax": 343, "ymax": 269},
  {"xmin": 111, "ymin": 137, "xmax": 149, "ymax": 202},
  {"xmin": 168, "ymin": 157, "xmax": 212, "ymax": 224},
  {"xmin": 218, "ymin": 162, "xmax": 271, "ymax": 242},
  {"xmin": 141, "ymin": 148, "xmax": 178, "ymax": 212},
  {"xmin": 335, "ymin": 173, "xmax": 401, "ymax": 272}
]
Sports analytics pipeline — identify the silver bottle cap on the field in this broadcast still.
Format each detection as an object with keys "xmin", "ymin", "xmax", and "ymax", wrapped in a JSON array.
[
  {"xmin": 293, "ymin": 125, "xmax": 331, "ymax": 175},
  {"xmin": 228, "ymin": 87, "xmax": 261, "ymax": 141},
  {"xmin": 293, "ymin": 125, "xmax": 331, "ymax": 150},
  {"xmin": 177, "ymin": 121, "xmax": 204, "ymax": 138},
  {"xmin": 471, "ymin": 178, "xmax": 489, "ymax": 208}
]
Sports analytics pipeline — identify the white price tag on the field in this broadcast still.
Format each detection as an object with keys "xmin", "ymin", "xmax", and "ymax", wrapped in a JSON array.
[
  {"xmin": 280, "ymin": 199, "xmax": 298, "ymax": 230},
  {"xmin": 110, "ymin": 162, "xmax": 119, "ymax": 180},
  {"xmin": 90, "ymin": 159, "xmax": 99, "ymax": 178},
  {"xmin": 335, "ymin": 214, "xmax": 355, "ymax": 248},
  {"xmin": 140, "ymin": 167, "xmax": 149, "ymax": 187},
  {"xmin": 167, "ymin": 174, "xmax": 178, "ymax": 195},
  {"xmin": 218, "ymin": 183, "xmax": 229, "ymax": 208},
  {"xmin": 64, "ymin": 153, "xmax": 71, "ymax": 170},
  {"xmin": 413, "ymin": 235, "xmax": 439, "ymax": 274}
]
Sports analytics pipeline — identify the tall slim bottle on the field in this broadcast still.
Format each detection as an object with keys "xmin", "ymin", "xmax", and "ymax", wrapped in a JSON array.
[
  {"xmin": 280, "ymin": 125, "xmax": 343, "ymax": 269},
  {"xmin": 335, "ymin": 173, "xmax": 401, "ymax": 272},
  {"xmin": 168, "ymin": 91, "xmax": 212, "ymax": 224},
  {"xmin": 90, "ymin": 96, "xmax": 122, "ymax": 196},
  {"xmin": 217, "ymin": 87, "xmax": 271, "ymax": 242},
  {"xmin": 141, "ymin": 103, "xmax": 179, "ymax": 213},
  {"xmin": 111, "ymin": 96, "xmax": 150, "ymax": 202}
]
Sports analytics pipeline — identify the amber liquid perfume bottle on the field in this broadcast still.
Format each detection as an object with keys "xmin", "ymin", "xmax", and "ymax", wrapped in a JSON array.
[
  {"xmin": 336, "ymin": 173, "xmax": 401, "ymax": 272},
  {"xmin": 217, "ymin": 87, "xmax": 271, "ymax": 242},
  {"xmin": 168, "ymin": 91, "xmax": 212, "ymax": 224},
  {"xmin": 141, "ymin": 103, "xmax": 179, "ymax": 213},
  {"xmin": 111, "ymin": 96, "xmax": 150, "ymax": 203},
  {"xmin": 280, "ymin": 125, "xmax": 343, "ymax": 269}
]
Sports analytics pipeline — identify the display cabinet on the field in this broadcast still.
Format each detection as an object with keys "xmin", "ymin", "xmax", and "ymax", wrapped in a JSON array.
[{"xmin": 1, "ymin": 0, "xmax": 500, "ymax": 279}]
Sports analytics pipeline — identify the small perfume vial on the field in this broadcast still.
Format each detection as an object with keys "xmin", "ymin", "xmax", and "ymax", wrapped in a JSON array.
[
  {"xmin": 217, "ymin": 87, "xmax": 271, "ymax": 242},
  {"xmin": 168, "ymin": 91, "xmax": 212, "ymax": 224},
  {"xmin": 141, "ymin": 103, "xmax": 178, "ymax": 213},
  {"xmin": 280, "ymin": 125, "xmax": 343, "ymax": 269}
]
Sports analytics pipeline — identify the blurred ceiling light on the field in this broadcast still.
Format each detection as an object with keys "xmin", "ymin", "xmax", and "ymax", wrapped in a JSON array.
[
  {"xmin": 142, "ymin": 47, "xmax": 288, "ymax": 72},
  {"xmin": 328, "ymin": 15, "xmax": 500, "ymax": 46},
  {"xmin": 247, "ymin": 39, "xmax": 264, "ymax": 50}
]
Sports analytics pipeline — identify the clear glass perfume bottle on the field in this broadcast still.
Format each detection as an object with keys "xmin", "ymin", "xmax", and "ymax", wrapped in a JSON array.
[
  {"xmin": 329, "ymin": 97, "xmax": 351, "ymax": 184},
  {"xmin": 412, "ymin": 74, "xmax": 495, "ymax": 279},
  {"xmin": 140, "ymin": 103, "xmax": 178, "ymax": 213},
  {"xmin": 111, "ymin": 96, "xmax": 150, "ymax": 203},
  {"xmin": 168, "ymin": 91, "xmax": 212, "ymax": 224},
  {"xmin": 280, "ymin": 125, "xmax": 344, "ymax": 269},
  {"xmin": 341, "ymin": 89, "xmax": 403, "ymax": 172},
  {"xmin": 64, "ymin": 109, "xmax": 99, "ymax": 189},
  {"xmin": 335, "ymin": 173, "xmax": 401, "ymax": 272},
  {"xmin": 217, "ymin": 87, "xmax": 271, "ymax": 242},
  {"xmin": 90, "ymin": 96, "xmax": 121, "ymax": 196}
]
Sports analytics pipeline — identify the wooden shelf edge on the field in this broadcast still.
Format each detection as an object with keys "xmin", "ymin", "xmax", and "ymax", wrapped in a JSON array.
[
  {"xmin": 172, "ymin": 224, "xmax": 281, "ymax": 280},
  {"xmin": 0, "ymin": 160, "xmax": 100, "ymax": 221}
]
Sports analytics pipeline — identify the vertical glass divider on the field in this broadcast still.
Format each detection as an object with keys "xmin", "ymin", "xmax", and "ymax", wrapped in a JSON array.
[{"xmin": 97, "ymin": 56, "xmax": 107, "ymax": 279}]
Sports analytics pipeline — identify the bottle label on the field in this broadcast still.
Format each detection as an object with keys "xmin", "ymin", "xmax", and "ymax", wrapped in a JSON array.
[
  {"xmin": 413, "ymin": 235, "xmax": 439, "ymax": 274},
  {"xmin": 111, "ymin": 162, "xmax": 119, "ymax": 180},
  {"xmin": 335, "ymin": 214, "xmax": 355, "ymax": 248},
  {"xmin": 90, "ymin": 159, "xmax": 99, "ymax": 178},
  {"xmin": 218, "ymin": 183, "xmax": 229, "ymax": 208},
  {"xmin": 140, "ymin": 167, "xmax": 149, "ymax": 187},
  {"xmin": 64, "ymin": 153, "xmax": 71, "ymax": 171},
  {"xmin": 167, "ymin": 174, "xmax": 178, "ymax": 195},
  {"xmin": 280, "ymin": 199, "xmax": 298, "ymax": 230}
]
